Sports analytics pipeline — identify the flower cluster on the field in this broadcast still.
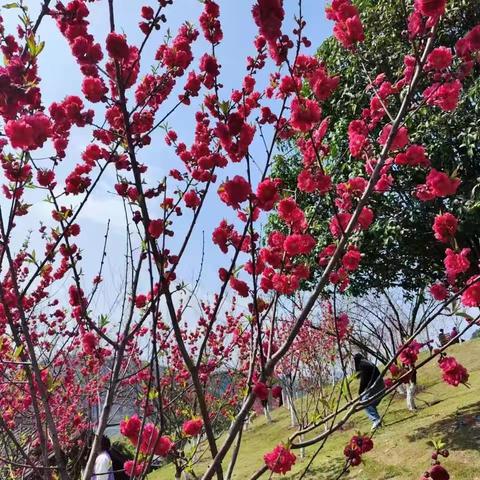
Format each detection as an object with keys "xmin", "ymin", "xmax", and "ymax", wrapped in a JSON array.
[
  {"xmin": 326, "ymin": 0, "xmax": 365, "ymax": 49},
  {"xmin": 420, "ymin": 447, "xmax": 450, "ymax": 480},
  {"xmin": 200, "ymin": 0, "xmax": 223, "ymax": 44},
  {"xmin": 384, "ymin": 363, "xmax": 414, "ymax": 389},
  {"xmin": 398, "ymin": 340, "xmax": 423, "ymax": 366},
  {"xmin": 120, "ymin": 416, "xmax": 175, "ymax": 456},
  {"xmin": 182, "ymin": 418, "xmax": 204, "ymax": 437},
  {"xmin": 432, "ymin": 213, "xmax": 458, "ymax": 243},
  {"xmin": 343, "ymin": 434, "xmax": 373, "ymax": 467},
  {"xmin": 52, "ymin": 1, "xmax": 103, "ymax": 76},
  {"xmin": 438, "ymin": 356, "xmax": 469, "ymax": 387},
  {"xmin": 461, "ymin": 276, "xmax": 480, "ymax": 307},
  {"xmin": 264, "ymin": 444, "xmax": 296, "ymax": 474},
  {"xmin": 124, "ymin": 460, "xmax": 145, "ymax": 478},
  {"xmin": 252, "ymin": 0, "xmax": 285, "ymax": 63}
]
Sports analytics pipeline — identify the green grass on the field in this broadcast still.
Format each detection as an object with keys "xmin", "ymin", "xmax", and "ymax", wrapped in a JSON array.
[{"xmin": 150, "ymin": 340, "xmax": 480, "ymax": 479}]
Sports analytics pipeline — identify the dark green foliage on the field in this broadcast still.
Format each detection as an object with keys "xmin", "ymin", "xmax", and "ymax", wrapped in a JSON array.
[{"xmin": 269, "ymin": 0, "xmax": 480, "ymax": 297}]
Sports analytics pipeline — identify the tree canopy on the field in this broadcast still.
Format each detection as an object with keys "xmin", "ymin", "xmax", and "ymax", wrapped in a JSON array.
[{"xmin": 270, "ymin": 0, "xmax": 480, "ymax": 297}]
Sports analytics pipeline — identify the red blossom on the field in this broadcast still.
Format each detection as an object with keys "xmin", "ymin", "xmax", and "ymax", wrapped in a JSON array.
[
  {"xmin": 135, "ymin": 294, "xmax": 147, "ymax": 309},
  {"xmin": 425, "ymin": 464, "xmax": 450, "ymax": 480},
  {"xmin": 218, "ymin": 176, "xmax": 252, "ymax": 209},
  {"xmin": 298, "ymin": 169, "xmax": 332, "ymax": 194},
  {"xmin": 200, "ymin": 1, "xmax": 223, "ymax": 44},
  {"xmin": 139, "ymin": 423, "xmax": 174, "ymax": 456},
  {"xmin": 212, "ymin": 220, "xmax": 239, "ymax": 253},
  {"xmin": 124, "ymin": 460, "xmax": 144, "ymax": 477},
  {"xmin": 141, "ymin": 6, "xmax": 154, "ymax": 20},
  {"xmin": 148, "ymin": 219, "xmax": 164, "ymax": 239},
  {"xmin": 415, "ymin": 0, "xmax": 447, "ymax": 18},
  {"xmin": 318, "ymin": 243, "xmax": 336, "ymax": 266},
  {"xmin": 155, "ymin": 436, "xmax": 175, "ymax": 457},
  {"xmin": 256, "ymin": 178, "xmax": 281, "ymax": 211},
  {"xmin": 342, "ymin": 248, "xmax": 361, "ymax": 271},
  {"xmin": 423, "ymin": 80, "xmax": 462, "ymax": 112},
  {"xmin": 106, "ymin": 32, "xmax": 129, "ymax": 60},
  {"xmin": 278, "ymin": 197, "xmax": 307, "ymax": 232},
  {"xmin": 378, "ymin": 124, "xmax": 409, "ymax": 151},
  {"xmin": 327, "ymin": 0, "xmax": 365, "ymax": 49},
  {"xmin": 120, "ymin": 415, "xmax": 142, "ymax": 444},
  {"xmin": 426, "ymin": 47, "xmax": 453, "ymax": 70},
  {"xmin": 230, "ymin": 277, "xmax": 249, "ymax": 297},
  {"xmin": 308, "ymin": 65, "xmax": 340, "ymax": 101},
  {"xmin": 252, "ymin": 0, "xmax": 284, "ymax": 45},
  {"xmin": 348, "ymin": 120, "xmax": 369, "ymax": 157},
  {"xmin": 444, "ymin": 248, "xmax": 470, "ymax": 281},
  {"xmin": 290, "ymin": 97, "xmax": 321, "ymax": 132},
  {"xmin": 271, "ymin": 385, "xmax": 282, "ymax": 399},
  {"xmin": 358, "ymin": 207, "xmax": 374, "ymax": 230},
  {"xmin": 333, "ymin": 15, "xmax": 364, "ymax": 49},
  {"xmin": 330, "ymin": 213, "xmax": 351, "ymax": 238},
  {"xmin": 37, "ymin": 169, "xmax": 55, "ymax": 187},
  {"xmin": 465, "ymin": 25, "xmax": 480, "ymax": 51},
  {"xmin": 461, "ymin": 276, "xmax": 480, "ymax": 307},
  {"xmin": 81, "ymin": 331, "xmax": 97, "ymax": 355},
  {"xmin": 5, "ymin": 113, "xmax": 52, "ymax": 150},
  {"xmin": 395, "ymin": 144, "xmax": 430, "ymax": 167},
  {"xmin": 433, "ymin": 213, "xmax": 457, "ymax": 243},
  {"xmin": 426, "ymin": 169, "xmax": 461, "ymax": 197},
  {"xmin": 349, "ymin": 434, "xmax": 374, "ymax": 454},
  {"xmin": 283, "ymin": 234, "xmax": 316, "ymax": 256},
  {"xmin": 399, "ymin": 340, "xmax": 423, "ymax": 365},
  {"xmin": 343, "ymin": 445, "xmax": 362, "ymax": 466},
  {"xmin": 182, "ymin": 418, "xmax": 204, "ymax": 436},
  {"xmin": 82, "ymin": 76, "xmax": 108, "ymax": 103},
  {"xmin": 253, "ymin": 381, "xmax": 269, "ymax": 400},
  {"xmin": 438, "ymin": 356, "xmax": 469, "ymax": 387},
  {"xmin": 430, "ymin": 283, "xmax": 448, "ymax": 301},
  {"xmin": 264, "ymin": 444, "xmax": 296, "ymax": 474},
  {"xmin": 184, "ymin": 190, "xmax": 201, "ymax": 209}
]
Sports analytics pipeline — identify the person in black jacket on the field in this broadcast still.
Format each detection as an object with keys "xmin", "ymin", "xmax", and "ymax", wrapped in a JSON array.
[{"xmin": 354, "ymin": 353, "xmax": 385, "ymax": 430}]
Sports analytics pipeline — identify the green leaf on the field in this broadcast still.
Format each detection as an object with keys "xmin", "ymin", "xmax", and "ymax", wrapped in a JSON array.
[
  {"xmin": 341, "ymin": 374, "xmax": 354, "ymax": 399},
  {"xmin": 35, "ymin": 40, "xmax": 45, "ymax": 56},
  {"xmin": 219, "ymin": 100, "xmax": 231, "ymax": 115},
  {"xmin": 26, "ymin": 35, "xmax": 36, "ymax": 55},
  {"xmin": 99, "ymin": 314, "xmax": 109, "ymax": 327},
  {"xmin": 2, "ymin": 3, "xmax": 20, "ymax": 8},
  {"xmin": 13, "ymin": 345, "xmax": 24, "ymax": 359},
  {"xmin": 456, "ymin": 312, "xmax": 474, "ymax": 322},
  {"xmin": 148, "ymin": 389, "xmax": 159, "ymax": 401}
]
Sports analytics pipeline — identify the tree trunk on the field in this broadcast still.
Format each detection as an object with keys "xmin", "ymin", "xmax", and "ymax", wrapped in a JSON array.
[
  {"xmin": 299, "ymin": 434, "xmax": 306, "ymax": 459},
  {"xmin": 263, "ymin": 403, "xmax": 272, "ymax": 424},
  {"xmin": 286, "ymin": 389, "xmax": 299, "ymax": 428},
  {"xmin": 406, "ymin": 381, "xmax": 417, "ymax": 411}
]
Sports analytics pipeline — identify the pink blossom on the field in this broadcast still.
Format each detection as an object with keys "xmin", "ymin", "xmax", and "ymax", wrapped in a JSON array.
[
  {"xmin": 182, "ymin": 418, "xmax": 204, "ymax": 436},
  {"xmin": 290, "ymin": 98, "xmax": 322, "ymax": 132},
  {"xmin": 264, "ymin": 445, "xmax": 296, "ymax": 474},
  {"xmin": 461, "ymin": 276, "xmax": 480, "ymax": 307},
  {"xmin": 430, "ymin": 283, "xmax": 448, "ymax": 301},
  {"xmin": 439, "ymin": 356, "xmax": 469, "ymax": 386},
  {"xmin": 433, "ymin": 213, "xmax": 457, "ymax": 243}
]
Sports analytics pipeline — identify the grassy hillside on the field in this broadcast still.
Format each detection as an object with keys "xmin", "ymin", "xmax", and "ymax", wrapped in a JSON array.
[{"xmin": 150, "ymin": 340, "xmax": 480, "ymax": 479}]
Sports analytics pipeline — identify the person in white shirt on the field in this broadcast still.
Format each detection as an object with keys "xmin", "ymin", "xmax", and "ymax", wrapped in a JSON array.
[{"xmin": 92, "ymin": 436, "xmax": 115, "ymax": 480}]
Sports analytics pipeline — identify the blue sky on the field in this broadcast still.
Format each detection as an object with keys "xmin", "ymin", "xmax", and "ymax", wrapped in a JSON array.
[{"xmin": 2, "ymin": 1, "xmax": 332, "ymax": 318}]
